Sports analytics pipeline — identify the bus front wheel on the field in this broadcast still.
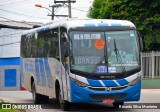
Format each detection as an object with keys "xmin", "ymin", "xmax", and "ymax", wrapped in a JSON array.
[{"xmin": 58, "ymin": 87, "xmax": 70, "ymax": 111}]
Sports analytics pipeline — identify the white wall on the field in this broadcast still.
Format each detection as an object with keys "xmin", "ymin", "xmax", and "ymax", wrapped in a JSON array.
[{"xmin": 0, "ymin": 28, "xmax": 26, "ymax": 58}]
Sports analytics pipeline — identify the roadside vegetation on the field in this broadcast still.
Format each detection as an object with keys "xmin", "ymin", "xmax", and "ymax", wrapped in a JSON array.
[{"xmin": 88, "ymin": 0, "xmax": 160, "ymax": 51}]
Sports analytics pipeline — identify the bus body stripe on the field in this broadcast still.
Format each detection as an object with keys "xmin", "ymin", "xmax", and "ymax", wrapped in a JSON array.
[
  {"xmin": 111, "ymin": 23, "xmax": 121, "ymax": 26},
  {"xmin": 99, "ymin": 80, "xmax": 105, "ymax": 87},
  {"xmin": 87, "ymin": 79, "xmax": 102, "ymax": 87},
  {"xmin": 35, "ymin": 58, "xmax": 41, "ymax": 86},
  {"xmin": 84, "ymin": 24, "xmax": 96, "ymax": 27},
  {"xmin": 87, "ymin": 78, "xmax": 127, "ymax": 87},
  {"xmin": 98, "ymin": 23, "xmax": 109, "ymax": 27},
  {"xmin": 102, "ymin": 80, "xmax": 117, "ymax": 87},
  {"xmin": 39, "ymin": 58, "xmax": 46, "ymax": 86},
  {"xmin": 44, "ymin": 58, "xmax": 53, "ymax": 88},
  {"xmin": 113, "ymin": 80, "xmax": 120, "ymax": 86},
  {"xmin": 116, "ymin": 78, "xmax": 128, "ymax": 86}
]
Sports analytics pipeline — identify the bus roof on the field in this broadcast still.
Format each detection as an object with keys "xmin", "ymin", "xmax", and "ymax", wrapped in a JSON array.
[{"xmin": 22, "ymin": 18, "xmax": 136, "ymax": 35}]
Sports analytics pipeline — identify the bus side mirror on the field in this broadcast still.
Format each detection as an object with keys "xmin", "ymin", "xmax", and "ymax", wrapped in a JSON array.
[{"xmin": 137, "ymin": 31, "xmax": 143, "ymax": 52}]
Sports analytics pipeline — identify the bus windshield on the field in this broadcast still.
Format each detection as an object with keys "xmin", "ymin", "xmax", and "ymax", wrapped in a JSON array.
[{"xmin": 70, "ymin": 30, "xmax": 140, "ymax": 74}]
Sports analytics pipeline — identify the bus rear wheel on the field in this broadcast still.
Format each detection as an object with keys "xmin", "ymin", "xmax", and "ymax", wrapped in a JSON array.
[
  {"xmin": 32, "ymin": 82, "xmax": 41, "ymax": 104},
  {"xmin": 32, "ymin": 82, "xmax": 49, "ymax": 104},
  {"xmin": 58, "ymin": 87, "xmax": 70, "ymax": 111}
]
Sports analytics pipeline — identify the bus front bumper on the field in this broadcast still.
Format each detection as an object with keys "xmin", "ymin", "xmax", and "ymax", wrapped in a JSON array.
[{"xmin": 70, "ymin": 80, "xmax": 141, "ymax": 103}]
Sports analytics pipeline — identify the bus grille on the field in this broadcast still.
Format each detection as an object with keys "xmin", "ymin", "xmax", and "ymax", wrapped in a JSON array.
[
  {"xmin": 89, "ymin": 93, "xmax": 127, "ymax": 100},
  {"xmin": 88, "ymin": 86, "xmax": 128, "ymax": 91}
]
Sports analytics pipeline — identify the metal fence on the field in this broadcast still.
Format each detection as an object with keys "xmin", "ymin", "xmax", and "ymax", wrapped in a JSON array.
[{"xmin": 141, "ymin": 51, "xmax": 160, "ymax": 78}]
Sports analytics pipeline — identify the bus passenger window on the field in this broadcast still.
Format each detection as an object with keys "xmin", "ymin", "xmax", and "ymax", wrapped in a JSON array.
[
  {"xmin": 49, "ymin": 29, "xmax": 59, "ymax": 59},
  {"xmin": 31, "ymin": 34, "xmax": 37, "ymax": 58}
]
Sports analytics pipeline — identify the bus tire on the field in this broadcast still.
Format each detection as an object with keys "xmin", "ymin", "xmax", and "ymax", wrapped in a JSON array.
[
  {"xmin": 58, "ymin": 87, "xmax": 70, "ymax": 111},
  {"xmin": 113, "ymin": 102, "xmax": 124, "ymax": 108},
  {"xmin": 32, "ymin": 82, "xmax": 41, "ymax": 104}
]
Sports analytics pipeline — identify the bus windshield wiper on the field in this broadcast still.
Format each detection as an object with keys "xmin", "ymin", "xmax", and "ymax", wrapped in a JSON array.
[
  {"xmin": 113, "ymin": 39, "xmax": 127, "ymax": 75},
  {"xmin": 114, "ymin": 39, "xmax": 119, "ymax": 61}
]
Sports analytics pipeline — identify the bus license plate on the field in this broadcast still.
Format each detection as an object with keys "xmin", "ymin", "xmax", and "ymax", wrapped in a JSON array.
[{"xmin": 103, "ymin": 99, "xmax": 114, "ymax": 103}]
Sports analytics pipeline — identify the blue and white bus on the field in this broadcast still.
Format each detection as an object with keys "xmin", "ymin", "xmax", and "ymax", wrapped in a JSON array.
[{"xmin": 21, "ymin": 18, "xmax": 143, "ymax": 110}]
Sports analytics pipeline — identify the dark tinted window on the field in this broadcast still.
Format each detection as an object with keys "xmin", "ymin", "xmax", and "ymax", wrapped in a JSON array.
[
  {"xmin": 21, "ymin": 34, "xmax": 32, "ymax": 58},
  {"xmin": 21, "ymin": 28, "xmax": 59, "ymax": 58}
]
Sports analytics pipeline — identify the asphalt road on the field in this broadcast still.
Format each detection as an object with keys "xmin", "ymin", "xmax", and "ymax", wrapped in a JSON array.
[{"xmin": 0, "ymin": 89, "xmax": 160, "ymax": 112}]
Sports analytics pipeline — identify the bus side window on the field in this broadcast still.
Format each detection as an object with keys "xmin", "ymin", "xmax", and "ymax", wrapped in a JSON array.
[
  {"xmin": 31, "ymin": 34, "xmax": 37, "ymax": 58},
  {"xmin": 37, "ymin": 32, "xmax": 44, "ymax": 57},
  {"xmin": 45, "ymin": 30, "xmax": 52, "ymax": 57},
  {"xmin": 25, "ymin": 34, "xmax": 32, "ymax": 58},
  {"xmin": 49, "ymin": 28, "xmax": 59, "ymax": 60}
]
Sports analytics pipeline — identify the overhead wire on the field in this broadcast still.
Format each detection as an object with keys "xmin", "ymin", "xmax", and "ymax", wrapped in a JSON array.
[
  {"xmin": 71, "ymin": 7, "xmax": 88, "ymax": 12},
  {"xmin": 4, "ymin": 6, "xmax": 47, "ymax": 17},
  {"xmin": 0, "ymin": 15, "xmax": 42, "ymax": 26},
  {"xmin": 0, "ymin": 0, "xmax": 33, "ymax": 7},
  {"xmin": 0, "ymin": 31, "xmax": 24, "ymax": 38},
  {"xmin": 0, "ymin": 8, "xmax": 50, "ymax": 20},
  {"xmin": 54, "ymin": 6, "xmax": 61, "ymax": 14},
  {"xmin": 0, "ymin": 30, "xmax": 23, "ymax": 47},
  {"xmin": 0, "ymin": 41, "xmax": 20, "ymax": 46},
  {"xmin": 0, "ymin": 16, "xmax": 32, "ymax": 38},
  {"xmin": 0, "ymin": 1, "xmax": 90, "ymax": 38},
  {"xmin": 0, "ymin": 0, "xmax": 53, "ymax": 20},
  {"xmin": 54, "ymin": 4, "xmax": 88, "ymax": 18},
  {"xmin": 64, "ymin": 4, "xmax": 88, "ymax": 12},
  {"xmin": 54, "ymin": 6, "xmax": 62, "ymax": 19}
]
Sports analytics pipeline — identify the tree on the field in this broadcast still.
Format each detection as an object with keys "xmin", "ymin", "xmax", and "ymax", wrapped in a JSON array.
[{"xmin": 88, "ymin": 0, "xmax": 160, "ymax": 51}]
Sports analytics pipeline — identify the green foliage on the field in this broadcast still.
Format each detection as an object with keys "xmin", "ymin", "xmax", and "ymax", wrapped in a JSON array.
[
  {"xmin": 88, "ymin": 0, "xmax": 160, "ymax": 51},
  {"xmin": 0, "ymin": 109, "xmax": 20, "ymax": 112}
]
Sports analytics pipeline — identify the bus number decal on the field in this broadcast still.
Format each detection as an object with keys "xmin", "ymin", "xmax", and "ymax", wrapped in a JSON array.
[{"xmin": 97, "ymin": 66, "xmax": 107, "ymax": 73}]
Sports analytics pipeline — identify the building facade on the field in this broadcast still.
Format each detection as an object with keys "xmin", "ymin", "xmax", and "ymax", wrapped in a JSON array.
[{"xmin": 0, "ymin": 21, "xmax": 42, "ymax": 91}]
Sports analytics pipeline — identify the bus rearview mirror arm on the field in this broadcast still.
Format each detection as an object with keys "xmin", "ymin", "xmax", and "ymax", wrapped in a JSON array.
[{"xmin": 64, "ymin": 33, "xmax": 69, "ymax": 42}]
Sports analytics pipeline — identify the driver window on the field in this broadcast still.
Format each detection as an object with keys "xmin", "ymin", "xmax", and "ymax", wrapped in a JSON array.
[{"xmin": 60, "ymin": 28, "xmax": 68, "ymax": 65}]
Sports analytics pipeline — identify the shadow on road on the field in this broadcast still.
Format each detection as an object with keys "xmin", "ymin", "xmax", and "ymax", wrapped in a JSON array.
[{"xmin": 40, "ymin": 98, "xmax": 132, "ymax": 112}]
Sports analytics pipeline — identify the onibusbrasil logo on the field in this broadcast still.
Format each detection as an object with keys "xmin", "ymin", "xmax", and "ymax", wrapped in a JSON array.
[{"xmin": 1, "ymin": 104, "xmax": 42, "ymax": 109}]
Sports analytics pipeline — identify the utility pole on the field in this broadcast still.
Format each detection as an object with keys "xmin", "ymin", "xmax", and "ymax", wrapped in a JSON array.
[
  {"xmin": 35, "ymin": 3, "xmax": 68, "ymax": 20},
  {"xmin": 51, "ymin": 5, "xmax": 54, "ymax": 20},
  {"xmin": 54, "ymin": 0, "xmax": 76, "ymax": 18},
  {"xmin": 48, "ymin": 4, "xmax": 68, "ymax": 20},
  {"xmin": 68, "ymin": 0, "xmax": 72, "ymax": 18}
]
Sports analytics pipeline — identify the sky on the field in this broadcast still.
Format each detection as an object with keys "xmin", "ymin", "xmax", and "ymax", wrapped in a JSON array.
[{"xmin": 0, "ymin": 0, "xmax": 94, "ymax": 23}]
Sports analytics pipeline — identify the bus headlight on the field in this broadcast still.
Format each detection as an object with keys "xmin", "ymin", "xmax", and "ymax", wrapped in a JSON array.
[
  {"xmin": 70, "ymin": 77, "xmax": 88, "ymax": 87},
  {"xmin": 128, "ymin": 76, "xmax": 141, "ymax": 86}
]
